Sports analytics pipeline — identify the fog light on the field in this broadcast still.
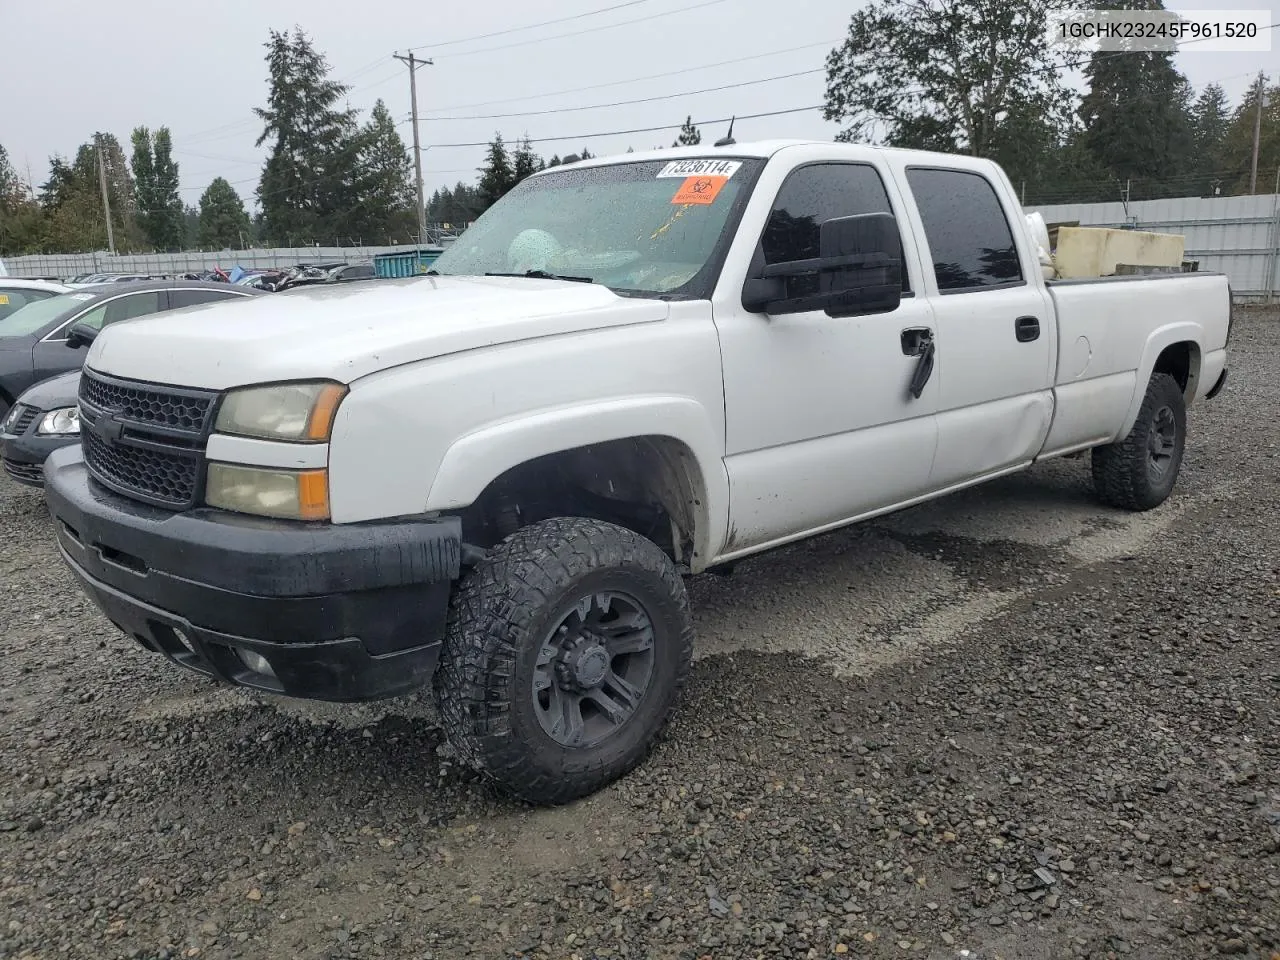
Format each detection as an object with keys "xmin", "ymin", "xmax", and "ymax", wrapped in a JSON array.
[{"xmin": 239, "ymin": 649, "xmax": 277, "ymax": 679}]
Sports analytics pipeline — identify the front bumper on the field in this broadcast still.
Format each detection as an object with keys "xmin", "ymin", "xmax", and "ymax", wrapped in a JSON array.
[
  {"xmin": 43, "ymin": 446, "xmax": 461, "ymax": 702},
  {"xmin": 0, "ymin": 426, "xmax": 77, "ymax": 488}
]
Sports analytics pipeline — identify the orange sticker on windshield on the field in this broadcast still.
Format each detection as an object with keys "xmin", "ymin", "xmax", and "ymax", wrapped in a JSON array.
[{"xmin": 671, "ymin": 175, "xmax": 727, "ymax": 205}]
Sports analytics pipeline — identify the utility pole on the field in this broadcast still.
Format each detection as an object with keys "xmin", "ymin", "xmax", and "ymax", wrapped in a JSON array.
[
  {"xmin": 95, "ymin": 135, "xmax": 116, "ymax": 254},
  {"xmin": 1250, "ymin": 71, "xmax": 1265, "ymax": 195},
  {"xmin": 393, "ymin": 51, "xmax": 433, "ymax": 244}
]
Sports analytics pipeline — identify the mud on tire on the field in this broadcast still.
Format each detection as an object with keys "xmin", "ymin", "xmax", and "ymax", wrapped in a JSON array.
[
  {"xmin": 1091, "ymin": 371, "xmax": 1187, "ymax": 512},
  {"xmin": 433, "ymin": 517, "xmax": 693, "ymax": 806}
]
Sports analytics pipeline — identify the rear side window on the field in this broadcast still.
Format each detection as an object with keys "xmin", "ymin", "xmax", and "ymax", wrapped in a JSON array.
[
  {"xmin": 171, "ymin": 289, "xmax": 246, "ymax": 308},
  {"xmin": 906, "ymin": 168, "xmax": 1023, "ymax": 292},
  {"xmin": 104, "ymin": 291, "xmax": 164, "ymax": 325},
  {"xmin": 761, "ymin": 162, "xmax": 908, "ymax": 294}
]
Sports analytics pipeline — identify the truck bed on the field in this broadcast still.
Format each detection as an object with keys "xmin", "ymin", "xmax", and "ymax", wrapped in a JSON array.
[{"xmin": 1040, "ymin": 271, "xmax": 1231, "ymax": 456}]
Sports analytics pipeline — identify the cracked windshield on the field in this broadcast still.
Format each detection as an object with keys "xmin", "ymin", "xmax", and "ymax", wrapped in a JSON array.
[{"xmin": 430, "ymin": 157, "xmax": 761, "ymax": 297}]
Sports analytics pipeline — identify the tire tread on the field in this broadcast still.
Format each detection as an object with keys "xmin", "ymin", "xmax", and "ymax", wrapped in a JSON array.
[{"xmin": 434, "ymin": 517, "xmax": 693, "ymax": 805}]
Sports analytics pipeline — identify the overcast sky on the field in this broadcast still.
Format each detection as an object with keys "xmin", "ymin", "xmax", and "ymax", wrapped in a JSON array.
[{"xmin": 3, "ymin": 0, "xmax": 1277, "ymax": 214}]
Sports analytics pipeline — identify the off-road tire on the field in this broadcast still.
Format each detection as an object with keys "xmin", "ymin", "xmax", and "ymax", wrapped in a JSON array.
[
  {"xmin": 1091, "ymin": 372, "xmax": 1186, "ymax": 511},
  {"xmin": 434, "ymin": 517, "xmax": 693, "ymax": 805}
]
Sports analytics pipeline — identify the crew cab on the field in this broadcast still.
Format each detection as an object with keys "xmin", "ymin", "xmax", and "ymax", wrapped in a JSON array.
[{"xmin": 42, "ymin": 140, "xmax": 1231, "ymax": 805}]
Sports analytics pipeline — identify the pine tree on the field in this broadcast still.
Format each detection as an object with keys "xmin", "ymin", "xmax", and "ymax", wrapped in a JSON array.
[
  {"xmin": 130, "ymin": 127, "xmax": 183, "ymax": 250},
  {"xmin": 130, "ymin": 127, "xmax": 157, "ymax": 246},
  {"xmin": 40, "ymin": 135, "xmax": 142, "ymax": 252},
  {"xmin": 151, "ymin": 128, "xmax": 183, "ymax": 249},
  {"xmin": 198, "ymin": 177, "xmax": 252, "ymax": 249},
  {"xmin": 254, "ymin": 28, "xmax": 359, "ymax": 244},
  {"xmin": 1218, "ymin": 79, "xmax": 1280, "ymax": 194},
  {"xmin": 0, "ymin": 144, "xmax": 46, "ymax": 256},
  {"xmin": 1078, "ymin": 2, "xmax": 1195, "ymax": 197},
  {"xmin": 477, "ymin": 134, "xmax": 515, "ymax": 209},
  {"xmin": 353, "ymin": 99, "xmax": 415, "ymax": 241},
  {"xmin": 673, "ymin": 115, "xmax": 702, "ymax": 147},
  {"xmin": 512, "ymin": 136, "xmax": 541, "ymax": 184}
]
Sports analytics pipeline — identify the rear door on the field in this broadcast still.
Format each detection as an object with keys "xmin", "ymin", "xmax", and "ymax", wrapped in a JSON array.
[
  {"xmin": 32, "ymin": 290, "xmax": 168, "ymax": 383},
  {"xmin": 894, "ymin": 164, "xmax": 1056, "ymax": 488}
]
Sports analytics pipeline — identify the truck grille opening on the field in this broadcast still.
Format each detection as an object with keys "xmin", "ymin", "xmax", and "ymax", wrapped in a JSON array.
[
  {"xmin": 78, "ymin": 369, "xmax": 219, "ymax": 510},
  {"xmin": 80, "ymin": 373, "xmax": 215, "ymax": 432}
]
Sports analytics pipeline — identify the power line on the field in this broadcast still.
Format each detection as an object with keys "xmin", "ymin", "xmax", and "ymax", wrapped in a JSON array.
[
  {"xmin": 409, "ymin": 68, "xmax": 823, "ymax": 123},
  {"xmin": 405, "ymin": 0, "xmax": 652, "ymax": 52},
  {"xmin": 426, "ymin": 39, "xmax": 839, "ymax": 114},
  {"xmin": 424, "ymin": 103, "xmax": 826, "ymax": 149},
  {"xmin": 424, "ymin": 0, "xmax": 730, "ymax": 59}
]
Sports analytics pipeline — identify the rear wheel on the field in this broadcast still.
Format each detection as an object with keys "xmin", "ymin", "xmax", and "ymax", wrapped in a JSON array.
[
  {"xmin": 1091, "ymin": 372, "xmax": 1186, "ymax": 511},
  {"xmin": 434, "ymin": 517, "xmax": 693, "ymax": 805}
]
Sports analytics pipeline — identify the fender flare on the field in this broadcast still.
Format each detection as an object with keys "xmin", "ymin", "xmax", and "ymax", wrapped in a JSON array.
[
  {"xmin": 1115, "ymin": 321, "xmax": 1204, "ymax": 441},
  {"xmin": 425, "ymin": 395, "xmax": 728, "ymax": 568}
]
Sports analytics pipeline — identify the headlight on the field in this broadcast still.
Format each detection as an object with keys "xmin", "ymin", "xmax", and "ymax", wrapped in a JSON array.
[
  {"xmin": 215, "ymin": 381, "xmax": 346, "ymax": 442},
  {"xmin": 37, "ymin": 407, "xmax": 81, "ymax": 436},
  {"xmin": 205, "ymin": 463, "xmax": 329, "ymax": 521}
]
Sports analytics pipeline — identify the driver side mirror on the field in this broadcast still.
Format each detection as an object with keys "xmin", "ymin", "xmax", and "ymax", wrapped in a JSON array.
[
  {"xmin": 65, "ymin": 323, "xmax": 98, "ymax": 349},
  {"xmin": 742, "ymin": 212, "xmax": 903, "ymax": 317}
]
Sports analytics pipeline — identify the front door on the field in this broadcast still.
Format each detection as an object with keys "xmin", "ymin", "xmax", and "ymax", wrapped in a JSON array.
[{"xmin": 713, "ymin": 159, "xmax": 939, "ymax": 555}]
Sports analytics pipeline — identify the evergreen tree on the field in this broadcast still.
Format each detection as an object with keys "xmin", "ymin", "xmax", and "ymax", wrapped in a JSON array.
[
  {"xmin": 0, "ymin": 144, "xmax": 46, "ymax": 256},
  {"xmin": 673, "ymin": 115, "xmax": 702, "ymax": 147},
  {"xmin": 478, "ymin": 134, "xmax": 515, "ymax": 209},
  {"xmin": 39, "ymin": 135, "xmax": 142, "ymax": 252},
  {"xmin": 151, "ymin": 128, "xmax": 183, "ymax": 249},
  {"xmin": 1078, "ymin": 2, "xmax": 1195, "ymax": 197},
  {"xmin": 198, "ymin": 177, "xmax": 252, "ymax": 249},
  {"xmin": 546, "ymin": 155, "xmax": 562, "ymax": 168},
  {"xmin": 130, "ymin": 127, "xmax": 158, "ymax": 245},
  {"xmin": 254, "ymin": 27, "xmax": 358, "ymax": 244},
  {"xmin": 1218, "ymin": 79, "xmax": 1280, "ymax": 194},
  {"xmin": 512, "ymin": 136, "xmax": 541, "ymax": 184},
  {"xmin": 182, "ymin": 204, "xmax": 200, "ymax": 244},
  {"xmin": 353, "ymin": 99, "xmax": 415, "ymax": 241}
]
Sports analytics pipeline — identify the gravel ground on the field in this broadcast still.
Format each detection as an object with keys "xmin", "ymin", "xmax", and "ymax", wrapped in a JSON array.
[{"xmin": 1, "ymin": 308, "xmax": 1277, "ymax": 960}]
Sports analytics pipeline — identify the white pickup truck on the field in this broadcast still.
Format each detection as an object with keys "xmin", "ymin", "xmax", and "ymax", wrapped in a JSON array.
[{"xmin": 43, "ymin": 140, "xmax": 1231, "ymax": 805}]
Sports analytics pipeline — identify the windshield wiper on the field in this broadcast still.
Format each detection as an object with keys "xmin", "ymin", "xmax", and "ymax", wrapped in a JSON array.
[{"xmin": 484, "ymin": 269, "xmax": 594, "ymax": 283}]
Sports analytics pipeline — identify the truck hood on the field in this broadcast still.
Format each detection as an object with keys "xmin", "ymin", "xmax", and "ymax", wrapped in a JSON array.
[{"xmin": 86, "ymin": 275, "xmax": 671, "ymax": 390}]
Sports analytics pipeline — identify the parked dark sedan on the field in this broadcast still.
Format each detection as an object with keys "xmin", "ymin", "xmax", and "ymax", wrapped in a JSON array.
[
  {"xmin": 0, "ymin": 369, "xmax": 80, "ymax": 486},
  {"xmin": 0, "ymin": 279, "xmax": 258, "ymax": 420}
]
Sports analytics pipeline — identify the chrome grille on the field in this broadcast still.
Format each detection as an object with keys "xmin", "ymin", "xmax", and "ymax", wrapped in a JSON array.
[{"xmin": 78, "ymin": 369, "xmax": 219, "ymax": 509}]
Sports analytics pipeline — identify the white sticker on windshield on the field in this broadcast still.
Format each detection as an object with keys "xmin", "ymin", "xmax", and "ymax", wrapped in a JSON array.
[
  {"xmin": 656, "ymin": 159, "xmax": 742, "ymax": 179},
  {"xmin": 69, "ymin": 293, "xmax": 94, "ymax": 301}
]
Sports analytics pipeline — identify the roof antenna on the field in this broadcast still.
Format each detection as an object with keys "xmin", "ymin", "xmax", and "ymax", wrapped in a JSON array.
[{"xmin": 714, "ymin": 116, "xmax": 736, "ymax": 147}]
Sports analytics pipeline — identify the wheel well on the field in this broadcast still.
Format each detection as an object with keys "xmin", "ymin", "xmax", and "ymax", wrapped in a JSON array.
[
  {"xmin": 1153, "ymin": 341, "xmax": 1200, "ymax": 395},
  {"xmin": 454, "ymin": 437, "xmax": 707, "ymax": 567}
]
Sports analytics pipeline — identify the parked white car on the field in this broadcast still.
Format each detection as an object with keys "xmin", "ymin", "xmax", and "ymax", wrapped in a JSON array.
[{"xmin": 43, "ymin": 140, "xmax": 1231, "ymax": 805}]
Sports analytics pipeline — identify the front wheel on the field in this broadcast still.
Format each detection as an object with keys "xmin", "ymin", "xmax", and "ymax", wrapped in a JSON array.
[
  {"xmin": 434, "ymin": 517, "xmax": 693, "ymax": 805},
  {"xmin": 1091, "ymin": 371, "xmax": 1187, "ymax": 511}
]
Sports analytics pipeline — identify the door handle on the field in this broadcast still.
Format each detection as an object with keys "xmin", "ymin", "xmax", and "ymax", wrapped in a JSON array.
[
  {"xmin": 1015, "ymin": 316, "xmax": 1040, "ymax": 342},
  {"xmin": 900, "ymin": 327, "xmax": 933, "ymax": 356}
]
